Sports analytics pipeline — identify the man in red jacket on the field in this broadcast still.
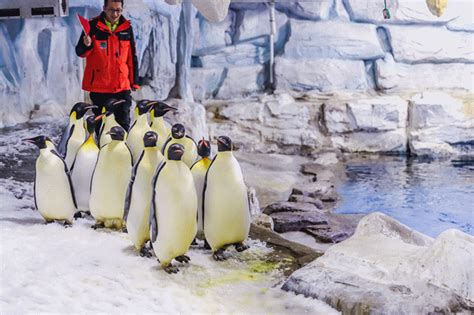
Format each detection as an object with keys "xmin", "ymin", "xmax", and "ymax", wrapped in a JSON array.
[{"xmin": 75, "ymin": 0, "xmax": 139, "ymax": 133}]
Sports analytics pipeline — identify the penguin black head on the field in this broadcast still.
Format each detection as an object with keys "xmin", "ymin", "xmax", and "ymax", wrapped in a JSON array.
[
  {"xmin": 70, "ymin": 102, "xmax": 97, "ymax": 119},
  {"xmin": 197, "ymin": 138, "xmax": 211, "ymax": 157},
  {"xmin": 167, "ymin": 143, "xmax": 185, "ymax": 161},
  {"xmin": 85, "ymin": 115, "xmax": 97, "ymax": 134},
  {"xmin": 217, "ymin": 136, "xmax": 233, "ymax": 152},
  {"xmin": 171, "ymin": 124, "xmax": 186, "ymax": 139},
  {"xmin": 23, "ymin": 136, "xmax": 52, "ymax": 150},
  {"xmin": 104, "ymin": 98, "xmax": 126, "ymax": 116},
  {"xmin": 106, "ymin": 126, "xmax": 126, "ymax": 141},
  {"xmin": 135, "ymin": 100, "xmax": 156, "ymax": 116},
  {"xmin": 143, "ymin": 131, "xmax": 158, "ymax": 148},
  {"xmin": 152, "ymin": 101, "xmax": 177, "ymax": 117}
]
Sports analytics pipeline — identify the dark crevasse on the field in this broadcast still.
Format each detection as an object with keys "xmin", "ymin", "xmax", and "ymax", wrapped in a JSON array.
[{"xmin": 334, "ymin": 155, "xmax": 474, "ymax": 237}]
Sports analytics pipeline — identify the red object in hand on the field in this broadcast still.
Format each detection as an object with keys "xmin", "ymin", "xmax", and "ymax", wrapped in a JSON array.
[{"xmin": 77, "ymin": 13, "xmax": 90, "ymax": 35}]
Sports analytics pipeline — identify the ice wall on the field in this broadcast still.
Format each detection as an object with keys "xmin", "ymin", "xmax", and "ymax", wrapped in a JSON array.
[{"xmin": 0, "ymin": 0, "xmax": 473, "ymax": 128}]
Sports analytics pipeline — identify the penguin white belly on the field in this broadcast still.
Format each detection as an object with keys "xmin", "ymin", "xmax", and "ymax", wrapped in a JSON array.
[
  {"xmin": 99, "ymin": 117, "xmax": 120, "ymax": 148},
  {"xmin": 151, "ymin": 118, "xmax": 170, "ymax": 150},
  {"xmin": 126, "ymin": 164, "xmax": 154, "ymax": 250},
  {"xmin": 65, "ymin": 123, "xmax": 86, "ymax": 169},
  {"xmin": 153, "ymin": 163, "xmax": 197, "ymax": 265},
  {"xmin": 127, "ymin": 121, "xmax": 150, "ymax": 164},
  {"xmin": 90, "ymin": 143, "xmax": 131, "ymax": 223},
  {"xmin": 204, "ymin": 156, "xmax": 250, "ymax": 250},
  {"xmin": 71, "ymin": 148, "xmax": 98, "ymax": 211},
  {"xmin": 191, "ymin": 162, "xmax": 209, "ymax": 239},
  {"xmin": 35, "ymin": 155, "xmax": 75, "ymax": 221}
]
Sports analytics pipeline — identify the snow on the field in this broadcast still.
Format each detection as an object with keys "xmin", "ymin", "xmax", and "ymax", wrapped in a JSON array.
[{"xmin": 0, "ymin": 122, "xmax": 338, "ymax": 314}]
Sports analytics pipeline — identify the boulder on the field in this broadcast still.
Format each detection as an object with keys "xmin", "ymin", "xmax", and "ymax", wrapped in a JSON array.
[
  {"xmin": 275, "ymin": 57, "xmax": 368, "ymax": 92},
  {"xmin": 263, "ymin": 202, "xmax": 321, "ymax": 215},
  {"xmin": 271, "ymin": 211, "xmax": 328, "ymax": 233},
  {"xmin": 324, "ymin": 95, "xmax": 409, "ymax": 153},
  {"xmin": 302, "ymin": 213, "xmax": 362, "ymax": 243},
  {"xmin": 374, "ymin": 54, "xmax": 474, "ymax": 91},
  {"xmin": 387, "ymin": 25, "xmax": 474, "ymax": 64},
  {"xmin": 216, "ymin": 65, "xmax": 265, "ymax": 99},
  {"xmin": 192, "ymin": 11, "xmax": 233, "ymax": 55},
  {"xmin": 199, "ymin": 44, "xmax": 266, "ymax": 67},
  {"xmin": 282, "ymin": 212, "xmax": 474, "ymax": 314},
  {"xmin": 190, "ymin": 68, "xmax": 224, "ymax": 101},
  {"xmin": 163, "ymin": 99, "xmax": 207, "ymax": 141},
  {"xmin": 344, "ymin": 0, "xmax": 470, "ymax": 25},
  {"xmin": 287, "ymin": 195, "xmax": 324, "ymax": 210},
  {"xmin": 285, "ymin": 20, "xmax": 384, "ymax": 60},
  {"xmin": 236, "ymin": 8, "xmax": 288, "ymax": 46},
  {"xmin": 408, "ymin": 92, "xmax": 474, "ymax": 156},
  {"xmin": 275, "ymin": 1, "xmax": 333, "ymax": 21}
]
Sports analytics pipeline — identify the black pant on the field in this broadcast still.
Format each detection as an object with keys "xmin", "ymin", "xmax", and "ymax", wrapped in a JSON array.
[{"xmin": 90, "ymin": 90, "xmax": 132, "ymax": 135}]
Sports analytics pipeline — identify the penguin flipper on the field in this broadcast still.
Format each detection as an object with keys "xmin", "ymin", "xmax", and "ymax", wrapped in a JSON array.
[
  {"xmin": 57, "ymin": 125, "xmax": 74, "ymax": 157},
  {"xmin": 149, "ymin": 161, "xmax": 166, "ymax": 243},
  {"xmin": 33, "ymin": 177, "xmax": 38, "ymax": 211},
  {"xmin": 51, "ymin": 150, "xmax": 77, "ymax": 209},
  {"xmin": 161, "ymin": 137, "xmax": 172, "ymax": 156},
  {"xmin": 186, "ymin": 135, "xmax": 198, "ymax": 147},
  {"xmin": 123, "ymin": 151, "xmax": 144, "ymax": 221}
]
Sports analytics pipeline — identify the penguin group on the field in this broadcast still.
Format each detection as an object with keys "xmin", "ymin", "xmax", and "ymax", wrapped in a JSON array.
[{"xmin": 24, "ymin": 99, "xmax": 251, "ymax": 273}]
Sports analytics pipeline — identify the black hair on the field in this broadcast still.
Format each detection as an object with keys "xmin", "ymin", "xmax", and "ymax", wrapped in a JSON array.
[{"xmin": 104, "ymin": 0, "xmax": 123, "ymax": 7}]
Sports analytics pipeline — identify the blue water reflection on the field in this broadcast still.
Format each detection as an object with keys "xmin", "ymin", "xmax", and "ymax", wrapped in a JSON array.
[{"xmin": 334, "ymin": 156, "xmax": 474, "ymax": 237}]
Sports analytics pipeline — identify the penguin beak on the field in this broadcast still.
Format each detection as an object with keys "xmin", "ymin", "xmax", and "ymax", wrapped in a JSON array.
[
  {"xmin": 22, "ymin": 138, "xmax": 35, "ymax": 144},
  {"xmin": 174, "ymin": 148, "xmax": 184, "ymax": 155},
  {"xmin": 146, "ymin": 101, "xmax": 157, "ymax": 112},
  {"xmin": 202, "ymin": 138, "xmax": 209, "ymax": 148},
  {"xmin": 95, "ymin": 114, "xmax": 105, "ymax": 121},
  {"xmin": 217, "ymin": 137, "xmax": 225, "ymax": 145},
  {"xmin": 106, "ymin": 130, "xmax": 115, "ymax": 136}
]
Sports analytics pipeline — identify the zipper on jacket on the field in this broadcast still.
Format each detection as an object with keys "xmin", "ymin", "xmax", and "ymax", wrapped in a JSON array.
[{"xmin": 90, "ymin": 70, "xmax": 95, "ymax": 85}]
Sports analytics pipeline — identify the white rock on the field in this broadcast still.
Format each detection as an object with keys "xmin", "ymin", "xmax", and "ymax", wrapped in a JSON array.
[
  {"xmin": 193, "ymin": 12, "xmax": 233, "ymax": 55},
  {"xmin": 388, "ymin": 25, "xmax": 474, "ymax": 63},
  {"xmin": 275, "ymin": 1, "xmax": 333, "ymax": 20},
  {"xmin": 375, "ymin": 54, "xmax": 474, "ymax": 91},
  {"xmin": 345, "ymin": 0, "xmax": 471, "ymax": 25},
  {"xmin": 285, "ymin": 20, "xmax": 384, "ymax": 60},
  {"xmin": 164, "ymin": 98, "xmax": 207, "ymax": 141},
  {"xmin": 282, "ymin": 212, "xmax": 474, "ymax": 314},
  {"xmin": 190, "ymin": 68, "xmax": 224, "ymax": 101},
  {"xmin": 216, "ymin": 65, "xmax": 265, "ymax": 99},
  {"xmin": 275, "ymin": 57, "xmax": 368, "ymax": 92},
  {"xmin": 191, "ymin": 0, "xmax": 231, "ymax": 22},
  {"xmin": 199, "ymin": 44, "xmax": 266, "ymax": 67},
  {"xmin": 236, "ymin": 8, "xmax": 288, "ymax": 46},
  {"xmin": 325, "ymin": 95, "xmax": 408, "ymax": 153},
  {"xmin": 408, "ymin": 92, "xmax": 474, "ymax": 156}
]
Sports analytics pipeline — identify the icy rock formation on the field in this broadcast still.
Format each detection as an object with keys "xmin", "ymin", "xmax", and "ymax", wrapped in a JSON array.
[
  {"xmin": 324, "ymin": 95, "xmax": 408, "ymax": 153},
  {"xmin": 408, "ymin": 91, "xmax": 474, "ymax": 156},
  {"xmin": 282, "ymin": 212, "xmax": 474, "ymax": 314}
]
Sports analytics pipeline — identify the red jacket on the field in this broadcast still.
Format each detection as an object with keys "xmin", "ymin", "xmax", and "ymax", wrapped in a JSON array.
[{"xmin": 75, "ymin": 13, "xmax": 139, "ymax": 93}]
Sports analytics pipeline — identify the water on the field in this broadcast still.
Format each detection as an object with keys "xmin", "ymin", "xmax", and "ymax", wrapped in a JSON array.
[{"xmin": 334, "ymin": 155, "xmax": 474, "ymax": 238}]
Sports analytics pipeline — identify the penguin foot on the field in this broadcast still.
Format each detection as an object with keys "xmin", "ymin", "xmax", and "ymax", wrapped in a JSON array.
[
  {"xmin": 204, "ymin": 240, "xmax": 212, "ymax": 250},
  {"xmin": 234, "ymin": 243, "xmax": 249, "ymax": 252},
  {"xmin": 122, "ymin": 227, "xmax": 128, "ymax": 233},
  {"xmin": 91, "ymin": 222, "xmax": 105, "ymax": 230},
  {"xmin": 73, "ymin": 212, "xmax": 83, "ymax": 219},
  {"xmin": 44, "ymin": 220, "xmax": 54, "ymax": 225},
  {"xmin": 164, "ymin": 264, "xmax": 180, "ymax": 274},
  {"xmin": 139, "ymin": 246, "xmax": 153, "ymax": 258},
  {"xmin": 175, "ymin": 255, "xmax": 191, "ymax": 264},
  {"xmin": 191, "ymin": 238, "xmax": 198, "ymax": 246},
  {"xmin": 213, "ymin": 249, "xmax": 227, "ymax": 261},
  {"xmin": 63, "ymin": 221, "xmax": 73, "ymax": 228}
]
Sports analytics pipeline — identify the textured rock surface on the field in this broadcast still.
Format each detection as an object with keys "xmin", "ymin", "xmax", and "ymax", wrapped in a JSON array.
[
  {"xmin": 282, "ymin": 212, "xmax": 474, "ymax": 314},
  {"xmin": 285, "ymin": 20, "xmax": 384, "ymax": 60},
  {"xmin": 408, "ymin": 92, "xmax": 474, "ymax": 156}
]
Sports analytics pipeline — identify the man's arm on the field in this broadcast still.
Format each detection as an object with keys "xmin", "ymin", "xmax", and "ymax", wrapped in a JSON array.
[
  {"xmin": 127, "ymin": 27, "xmax": 140, "ymax": 90},
  {"xmin": 75, "ymin": 31, "xmax": 93, "ymax": 58}
]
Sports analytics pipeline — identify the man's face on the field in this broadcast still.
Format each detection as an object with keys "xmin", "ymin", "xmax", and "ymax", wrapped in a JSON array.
[{"xmin": 103, "ymin": 1, "xmax": 123, "ymax": 24}]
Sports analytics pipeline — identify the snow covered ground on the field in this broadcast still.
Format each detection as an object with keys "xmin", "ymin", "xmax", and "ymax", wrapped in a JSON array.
[{"xmin": 0, "ymin": 121, "xmax": 338, "ymax": 314}]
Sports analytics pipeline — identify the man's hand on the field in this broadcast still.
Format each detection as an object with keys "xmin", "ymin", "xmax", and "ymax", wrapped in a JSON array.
[{"xmin": 83, "ymin": 35, "xmax": 92, "ymax": 47}]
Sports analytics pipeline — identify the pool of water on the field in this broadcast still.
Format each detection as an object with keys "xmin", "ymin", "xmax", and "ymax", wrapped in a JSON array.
[{"xmin": 334, "ymin": 155, "xmax": 474, "ymax": 238}]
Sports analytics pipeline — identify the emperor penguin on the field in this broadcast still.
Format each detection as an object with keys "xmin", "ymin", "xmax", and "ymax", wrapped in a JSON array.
[
  {"xmin": 124, "ymin": 131, "xmax": 165, "ymax": 256},
  {"xmin": 150, "ymin": 101, "xmax": 176, "ymax": 150},
  {"xmin": 90, "ymin": 126, "xmax": 132, "ymax": 230},
  {"xmin": 190, "ymin": 139, "xmax": 212, "ymax": 244},
  {"xmin": 97, "ymin": 99, "xmax": 126, "ymax": 148},
  {"xmin": 203, "ymin": 136, "xmax": 251, "ymax": 261},
  {"xmin": 150, "ymin": 144, "xmax": 198, "ymax": 273},
  {"xmin": 70, "ymin": 115, "xmax": 100, "ymax": 218},
  {"xmin": 58, "ymin": 102, "xmax": 96, "ymax": 169},
  {"xmin": 162, "ymin": 124, "xmax": 198, "ymax": 168},
  {"xmin": 126, "ymin": 100, "xmax": 156, "ymax": 164},
  {"xmin": 23, "ymin": 136, "xmax": 76, "ymax": 226}
]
